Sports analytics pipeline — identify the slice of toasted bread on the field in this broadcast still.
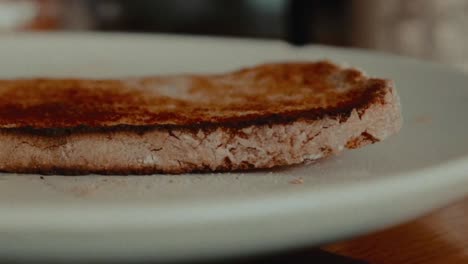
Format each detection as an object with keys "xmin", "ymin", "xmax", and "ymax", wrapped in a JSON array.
[{"xmin": 0, "ymin": 61, "xmax": 402, "ymax": 174}]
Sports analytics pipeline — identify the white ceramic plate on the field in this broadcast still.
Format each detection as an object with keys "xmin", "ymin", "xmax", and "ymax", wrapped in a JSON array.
[{"xmin": 1, "ymin": 33, "xmax": 468, "ymax": 262}]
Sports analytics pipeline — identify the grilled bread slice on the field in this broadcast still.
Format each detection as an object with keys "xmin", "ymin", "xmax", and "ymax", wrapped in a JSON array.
[{"xmin": 0, "ymin": 61, "xmax": 402, "ymax": 174}]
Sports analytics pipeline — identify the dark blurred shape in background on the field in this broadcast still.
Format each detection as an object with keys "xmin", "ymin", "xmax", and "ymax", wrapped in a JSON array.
[{"xmin": 1, "ymin": 0, "xmax": 467, "ymax": 70}]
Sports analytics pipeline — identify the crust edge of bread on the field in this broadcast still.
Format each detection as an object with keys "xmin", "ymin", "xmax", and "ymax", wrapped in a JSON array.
[{"xmin": 0, "ymin": 77, "xmax": 392, "ymax": 136}]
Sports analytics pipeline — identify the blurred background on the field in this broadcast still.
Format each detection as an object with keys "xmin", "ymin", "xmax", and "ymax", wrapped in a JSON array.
[{"xmin": 1, "ymin": 0, "xmax": 467, "ymax": 71}]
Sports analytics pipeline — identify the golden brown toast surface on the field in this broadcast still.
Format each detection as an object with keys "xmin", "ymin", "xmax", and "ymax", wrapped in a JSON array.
[{"xmin": 0, "ymin": 61, "xmax": 389, "ymax": 129}]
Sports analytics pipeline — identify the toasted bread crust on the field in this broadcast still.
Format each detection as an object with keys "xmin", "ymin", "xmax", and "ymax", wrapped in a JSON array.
[
  {"xmin": 0, "ymin": 61, "xmax": 388, "ymax": 130},
  {"xmin": 0, "ymin": 61, "xmax": 402, "ymax": 174}
]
